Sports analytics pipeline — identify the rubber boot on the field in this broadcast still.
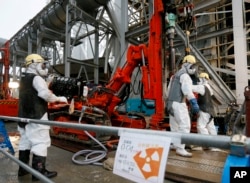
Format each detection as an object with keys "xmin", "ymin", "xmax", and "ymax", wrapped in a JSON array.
[
  {"xmin": 18, "ymin": 150, "xmax": 30, "ymax": 177},
  {"xmin": 32, "ymin": 154, "xmax": 57, "ymax": 181}
]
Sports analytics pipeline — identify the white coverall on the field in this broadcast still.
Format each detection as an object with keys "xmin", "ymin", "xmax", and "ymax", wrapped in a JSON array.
[
  {"xmin": 193, "ymin": 82, "xmax": 217, "ymax": 135},
  {"xmin": 167, "ymin": 72, "xmax": 196, "ymax": 150},
  {"xmin": 18, "ymin": 64, "xmax": 67, "ymax": 156}
]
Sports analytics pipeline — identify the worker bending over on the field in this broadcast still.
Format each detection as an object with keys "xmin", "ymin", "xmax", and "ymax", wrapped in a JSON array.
[
  {"xmin": 191, "ymin": 72, "xmax": 220, "ymax": 151},
  {"xmin": 18, "ymin": 54, "xmax": 68, "ymax": 181},
  {"xmin": 166, "ymin": 55, "xmax": 199, "ymax": 157},
  {"xmin": 196, "ymin": 72, "xmax": 217, "ymax": 136}
]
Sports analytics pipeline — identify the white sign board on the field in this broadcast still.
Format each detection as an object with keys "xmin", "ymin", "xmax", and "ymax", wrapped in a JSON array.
[{"xmin": 113, "ymin": 130, "xmax": 171, "ymax": 183}]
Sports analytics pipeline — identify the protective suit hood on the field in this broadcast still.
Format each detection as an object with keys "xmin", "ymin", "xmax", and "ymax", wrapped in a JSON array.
[
  {"xmin": 26, "ymin": 62, "xmax": 48, "ymax": 77},
  {"xmin": 198, "ymin": 78, "xmax": 208, "ymax": 85},
  {"xmin": 182, "ymin": 62, "xmax": 196, "ymax": 75}
]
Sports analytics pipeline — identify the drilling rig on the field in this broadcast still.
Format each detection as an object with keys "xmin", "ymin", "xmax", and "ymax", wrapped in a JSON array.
[{"xmin": 47, "ymin": 0, "xmax": 196, "ymax": 142}]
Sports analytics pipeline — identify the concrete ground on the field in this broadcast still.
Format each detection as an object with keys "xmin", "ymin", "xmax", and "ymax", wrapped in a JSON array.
[{"xmin": 0, "ymin": 145, "xmax": 135, "ymax": 183}]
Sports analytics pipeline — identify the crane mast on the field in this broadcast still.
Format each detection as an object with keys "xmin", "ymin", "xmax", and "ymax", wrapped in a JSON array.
[{"xmin": 146, "ymin": 0, "xmax": 165, "ymax": 129}]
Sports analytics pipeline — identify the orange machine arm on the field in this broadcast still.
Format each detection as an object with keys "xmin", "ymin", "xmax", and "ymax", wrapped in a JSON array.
[
  {"xmin": 88, "ymin": 0, "xmax": 166, "ymax": 129},
  {"xmin": 106, "ymin": 45, "xmax": 148, "ymax": 92},
  {"xmin": 87, "ymin": 45, "xmax": 148, "ymax": 115},
  {"xmin": 107, "ymin": 0, "xmax": 166, "ymax": 130}
]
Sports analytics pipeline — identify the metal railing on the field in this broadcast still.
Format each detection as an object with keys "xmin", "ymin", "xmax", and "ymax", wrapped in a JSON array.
[
  {"xmin": 0, "ymin": 149, "xmax": 54, "ymax": 183},
  {"xmin": 1, "ymin": 115, "xmax": 250, "ymax": 182},
  {"xmin": 1, "ymin": 115, "xmax": 249, "ymax": 149}
]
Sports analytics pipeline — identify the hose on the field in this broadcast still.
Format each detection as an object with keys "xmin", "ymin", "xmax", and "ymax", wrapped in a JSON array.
[
  {"xmin": 71, "ymin": 130, "xmax": 108, "ymax": 166},
  {"xmin": 71, "ymin": 106, "xmax": 109, "ymax": 166}
]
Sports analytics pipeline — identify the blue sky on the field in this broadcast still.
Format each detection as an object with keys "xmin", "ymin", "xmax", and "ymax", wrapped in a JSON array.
[{"xmin": 0, "ymin": 0, "xmax": 48, "ymax": 40}]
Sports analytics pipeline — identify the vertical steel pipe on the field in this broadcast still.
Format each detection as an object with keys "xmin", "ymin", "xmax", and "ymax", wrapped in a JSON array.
[{"xmin": 244, "ymin": 86, "xmax": 250, "ymax": 137}]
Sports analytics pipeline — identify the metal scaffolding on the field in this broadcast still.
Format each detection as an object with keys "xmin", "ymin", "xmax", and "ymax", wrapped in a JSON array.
[{"xmin": 1, "ymin": 0, "xmax": 250, "ymax": 112}]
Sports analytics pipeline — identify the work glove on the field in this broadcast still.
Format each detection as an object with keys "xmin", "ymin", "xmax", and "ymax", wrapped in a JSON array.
[
  {"xmin": 46, "ymin": 74, "xmax": 55, "ymax": 87},
  {"xmin": 57, "ymin": 96, "xmax": 68, "ymax": 103},
  {"xmin": 189, "ymin": 98, "xmax": 199, "ymax": 114}
]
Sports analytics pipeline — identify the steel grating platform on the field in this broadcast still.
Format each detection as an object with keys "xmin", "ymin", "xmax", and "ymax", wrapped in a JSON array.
[{"xmin": 165, "ymin": 149, "xmax": 228, "ymax": 183}]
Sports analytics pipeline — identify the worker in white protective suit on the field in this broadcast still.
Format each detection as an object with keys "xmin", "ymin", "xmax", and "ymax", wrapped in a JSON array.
[
  {"xmin": 197, "ymin": 72, "xmax": 217, "ymax": 135},
  {"xmin": 17, "ymin": 54, "xmax": 68, "ymax": 181},
  {"xmin": 166, "ymin": 55, "xmax": 199, "ymax": 157},
  {"xmin": 191, "ymin": 72, "xmax": 218, "ymax": 151}
]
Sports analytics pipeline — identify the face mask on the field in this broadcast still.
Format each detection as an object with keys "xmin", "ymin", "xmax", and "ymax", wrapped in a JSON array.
[
  {"xmin": 183, "ymin": 63, "xmax": 196, "ymax": 75},
  {"xmin": 36, "ymin": 62, "xmax": 48, "ymax": 77}
]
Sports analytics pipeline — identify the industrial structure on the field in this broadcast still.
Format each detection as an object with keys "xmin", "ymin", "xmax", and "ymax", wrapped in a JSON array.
[
  {"xmin": 0, "ymin": 0, "xmax": 249, "ymax": 132},
  {"xmin": 1, "ymin": 0, "xmax": 250, "ymax": 182},
  {"xmin": 0, "ymin": 0, "xmax": 249, "ymax": 108}
]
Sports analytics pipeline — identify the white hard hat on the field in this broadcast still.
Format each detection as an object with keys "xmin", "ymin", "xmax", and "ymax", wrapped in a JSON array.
[
  {"xmin": 25, "ymin": 54, "xmax": 44, "ymax": 67},
  {"xmin": 182, "ymin": 55, "xmax": 196, "ymax": 64},
  {"xmin": 199, "ymin": 72, "xmax": 210, "ymax": 80}
]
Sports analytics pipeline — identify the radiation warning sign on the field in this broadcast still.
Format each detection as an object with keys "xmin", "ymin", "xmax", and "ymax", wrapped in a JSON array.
[{"xmin": 113, "ymin": 130, "xmax": 171, "ymax": 183}]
